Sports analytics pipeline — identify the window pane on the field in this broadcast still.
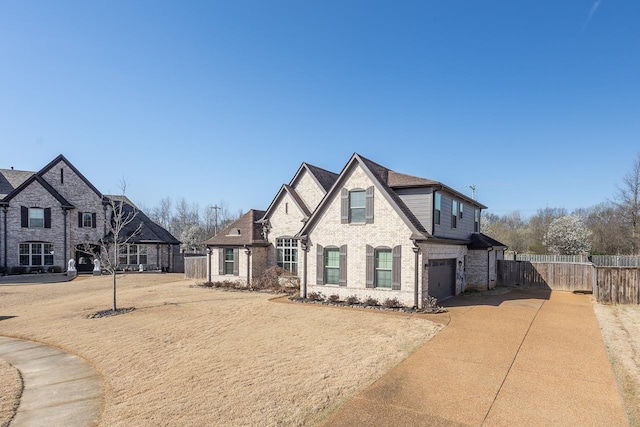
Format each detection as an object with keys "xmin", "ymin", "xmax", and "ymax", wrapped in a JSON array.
[
  {"xmin": 350, "ymin": 208, "xmax": 365, "ymax": 223},
  {"xmin": 29, "ymin": 208, "xmax": 44, "ymax": 228},
  {"xmin": 376, "ymin": 250, "xmax": 392, "ymax": 269},
  {"xmin": 349, "ymin": 191, "xmax": 366, "ymax": 223},
  {"xmin": 326, "ymin": 268, "xmax": 339, "ymax": 284},
  {"xmin": 376, "ymin": 270, "xmax": 392, "ymax": 288},
  {"xmin": 326, "ymin": 249, "xmax": 339, "ymax": 267}
]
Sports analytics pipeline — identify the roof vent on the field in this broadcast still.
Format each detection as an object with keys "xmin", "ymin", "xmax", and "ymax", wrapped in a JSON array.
[{"xmin": 228, "ymin": 228, "xmax": 241, "ymax": 236}]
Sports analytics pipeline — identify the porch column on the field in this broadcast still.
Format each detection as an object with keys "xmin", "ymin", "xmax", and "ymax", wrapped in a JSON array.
[
  {"xmin": 63, "ymin": 209, "xmax": 68, "ymax": 270},
  {"xmin": 412, "ymin": 244, "xmax": 420, "ymax": 309},
  {"xmin": 244, "ymin": 246, "xmax": 251, "ymax": 285},
  {"xmin": 206, "ymin": 247, "xmax": 212, "ymax": 283}
]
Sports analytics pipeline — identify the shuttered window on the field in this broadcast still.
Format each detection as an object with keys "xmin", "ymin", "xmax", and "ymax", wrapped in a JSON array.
[
  {"xmin": 325, "ymin": 248, "xmax": 339, "ymax": 285},
  {"xmin": 78, "ymin": 212, "xmax": 96, "ymax": 228},
  {"xmin": 341, "ymin": 187, "xmax": 374, "ymax": 224}
]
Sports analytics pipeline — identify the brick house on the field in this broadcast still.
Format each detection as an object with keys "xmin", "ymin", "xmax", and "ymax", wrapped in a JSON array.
[
  {"xmin": 0, "ymin": 155, "xmax": 180, "ymax": 274},
  {"xmin": 204, "ymin": 153, "xmax": 505, "ymax": 307}
]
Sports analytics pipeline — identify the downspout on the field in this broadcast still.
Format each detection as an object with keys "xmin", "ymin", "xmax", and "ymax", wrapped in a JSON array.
[
  {"xmin": 2, "ymin": 206, "xmax": 7, "ymax": 268},
  {"xmin": 300, "ymin": 237, "xmax": 308, "ymax": 299},
  {"xmin": 412, "ymin": 241, "xmax": 420, "ymax": 309},
  {"xmin": 487, "ymin": 247, "xmax": 494, "ymax": 290},
  {"xmin": 156, "ymin": 243, "xmax": 160, "ymax": 271}
]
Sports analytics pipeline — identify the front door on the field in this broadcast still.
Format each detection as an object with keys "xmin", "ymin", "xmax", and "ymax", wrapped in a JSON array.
[{"xmin": 75, "ymin": 245, "xmax": 100, "ymax": 273}]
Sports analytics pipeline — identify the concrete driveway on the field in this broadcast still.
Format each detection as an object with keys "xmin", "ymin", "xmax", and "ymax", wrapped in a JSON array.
[{"xmin": 320, "ymin": 289, "xmax": 628, "ymax": 426}]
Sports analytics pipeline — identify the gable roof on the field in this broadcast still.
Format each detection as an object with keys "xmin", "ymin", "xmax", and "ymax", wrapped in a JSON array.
[
  {"xmin": 103, "ymin": 195, "xmax": 180, "ymax": 245},
  {"xmin": 1, "ymin": 154, "xmax": 103, "ymax": 204},
  {"xmin": 204, "ymin": 209, "xmax": 268, "ymax": 247},
  {"xmin": 290, "ymin": 162, "xmax": 339, "ymax": 193},
  {"xmin": 0, "ymin": 168, "xmax": 35, "ymax": 199},
  {"xmin": 259, "ymin": 184, "xmax": 312, "ymax": 223},
  {"xmin": 299, "ymin": 153, "xmax": 489, "ymax": 242},
  {"xmin": 467, "ymin": 233, "xmax": 508, "ymax": 250},
  {"xmin": 39, "ymin": 154, "xmax": 103, "ymax": 199},
  {"xmin": 1, "ymin": 174, "xmax": 75, "ymax": 209}
]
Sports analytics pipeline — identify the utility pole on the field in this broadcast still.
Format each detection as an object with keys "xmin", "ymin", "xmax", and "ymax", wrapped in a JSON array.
[{"xmin": 210, "ymin": 205, "xmax": 221, "ymax": 236}]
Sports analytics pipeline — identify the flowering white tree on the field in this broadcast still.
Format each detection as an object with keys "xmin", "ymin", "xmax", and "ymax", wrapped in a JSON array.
[{"xmin": 543, "ymin": 215, "xmax": 592, "ymax": 255}]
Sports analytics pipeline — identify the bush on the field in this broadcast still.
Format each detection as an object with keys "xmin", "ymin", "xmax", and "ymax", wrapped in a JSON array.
[
  {"xmin": 0, "ymin": 266, "xmax": 7, "ymax": 275},
  {"xmin": 422, "ymin": 295, "xmax": 447, "ymax": 313},
  {"xmin": 307, "ymin": 292, "xmax": 324, "ymax": 302},
  {"xmin": 48, "ymin": 266, "xmax": 63, "ymax": 273},
  {"xmin": 328, "ymin": 294, "xmax": 341, "ymax": 303},
  {"xmin": 252, "ymin": 266, "xmax": 300, "ymax": 294},
  {"xmin": 10, "ymin": 266, "xmax": 26, "ymax": 275},
  {"xmin": 362, "ymin": 296, "xmax": 379, "ymax": 307},
  {"xmin": 382, "ymin": 297, "xmax": 403, "ymax": 309},
  {"xmin": 344, "ymin": 295, "xmax": 360, "ymax": 305}
]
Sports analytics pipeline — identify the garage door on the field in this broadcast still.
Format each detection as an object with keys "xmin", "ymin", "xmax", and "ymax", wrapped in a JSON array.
[{"xmin": 429, "ymin": 259, "xmax": 456, "ymax": 301}]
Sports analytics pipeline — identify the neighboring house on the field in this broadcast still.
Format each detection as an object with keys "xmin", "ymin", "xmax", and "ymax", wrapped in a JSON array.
[
  {"xmin": 204, "ymin": 153, "xmax": 506, "ymax": 307},
  {"xmin": 0, "ymin": 155, "xmax": 181, "ymax": 273}
]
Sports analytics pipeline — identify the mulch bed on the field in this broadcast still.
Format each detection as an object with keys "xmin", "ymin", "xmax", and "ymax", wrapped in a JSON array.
[{"xmin": 87, "ymin": 307, "xmax": 136, "ymax": 318}]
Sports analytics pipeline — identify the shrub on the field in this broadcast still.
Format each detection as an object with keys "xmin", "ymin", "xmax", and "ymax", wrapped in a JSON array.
[
  {"xmin": 10, "ymin": 266, "xmax": 26, "ymax": 275},
  {"xmin": 0, "ymin": 266, "xmax": 7, "ymax": 275},
  {"xmin": 344, "ymin": 295, "xmax": 360, "ymax": 305},
  {"xmin": 252, "ymin": 266, "xmax": 300, "ymax": 294},
  {"xmin": 48, "ymin": 266, "xmax": 63, "ymax": 273},
  {"xmin": 362, "ymin": 296, "xmax": 379, "ymax": 307},
  {"xmin": 382, "ymin": 297, "xmax": 403, "ymax": 309},
  {"xmin": 422, "ymin": 295, "xmax": 447, "ymax": 313},
  {"xmin": 328, "ymin": 294, "xmax": 341, "ymax": 303},
  {"xmin": 307, "ymin": 292, "xmax": 324, "ymax": 302}
]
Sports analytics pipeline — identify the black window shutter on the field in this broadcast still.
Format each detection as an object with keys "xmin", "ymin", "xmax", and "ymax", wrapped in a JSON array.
[
  {"xmin": 366, "ymin": 245, "xmax": 374, "ymax": 288},
  {"xmin": 316, "ymin": 245, "xmax": 324, "ymax": 285},
  {"xmin": 339, "ymin": 245, "xmax": 347, "ymax": 286},
  {"xmin": 218, "ymin": 249, "xmax": 224, "ymax": 275},
  {"xmin": 21, "ymin": 206, "xmax": 28, "ymax": 227},
  {"xmin": 392, "ymin": 245, "xmax": 401, "ymax": 290},
  {"xmin": 233, "ymin": 248, "xmax": 239, "ymax": 276},
  {"xmin": 365, "ymin": 186, "xmax": 374, "ymax": 224},
  {"xmin": 92, "ymin": 213, "xmax": 97, "ymax": 228},
  {"xmin": 340, "ymin": 189, "xmax": 349, "ymax": 224},
  {"xmin": 44, "ymin": 208, "xmax": 51, "ymax": 228},
  {"xmin": 78, "ymin": 212, "xmax": 83, "ymax": 228}
]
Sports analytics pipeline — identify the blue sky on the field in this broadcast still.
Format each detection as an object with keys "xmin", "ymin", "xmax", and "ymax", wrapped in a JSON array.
[{"xmin": 1, "ymin": 1, "xmax": 638, "ymax": 217}]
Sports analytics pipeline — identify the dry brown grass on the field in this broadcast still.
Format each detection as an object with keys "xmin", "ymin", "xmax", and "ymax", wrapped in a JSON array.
[
  {"xmin": 0, "ymin": 274, "xmax": 441, "ymax": 426},
  {"xmin": 594, "ymin": 303, "xmax": 640, "ymax": 426},
  {"xmin": 0, "ymin": 357, "xmax": 21, "ymax": 427}
]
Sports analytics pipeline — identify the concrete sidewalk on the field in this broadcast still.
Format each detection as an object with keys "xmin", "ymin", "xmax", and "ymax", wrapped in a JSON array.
[
  {"xmin": 0, "ymin": 337, "xmax": 103, "ymax": 427},
  {"xmin": 320, "ymin": 289, "xmax": 628, "ymax": 426}
]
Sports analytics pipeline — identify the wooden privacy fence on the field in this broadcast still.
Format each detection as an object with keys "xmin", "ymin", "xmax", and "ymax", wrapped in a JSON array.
[
  {"xmin": 497, "ymin": 261, "xmax": 595, "ymax": 292},
  {"xmin": 498, "ymin": 260, "xmax": 640, "ymax": 304},
  {"xmin": 184, "ymin": 256, "xmax": 207, "ymax": 280},
  {"xmin": 594, "ymin": 267, "xmax": 640, "ymax": 304}
]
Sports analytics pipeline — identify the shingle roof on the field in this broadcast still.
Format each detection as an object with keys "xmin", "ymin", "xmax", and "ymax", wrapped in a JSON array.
[
  {"xmin": 103, "ymin": 196, "xmax": 180, "ymax": 245},
  {"xmin": 204, "ymin": 209, "xmax": 268, "ymax": 247},
  {"xmin": 0, "ymin": 169, "xmax": 35, "ymax": 199},
  {"xmin": 467, "ymin": 233, "xmax": 508, "ymax": 250},
  {"xmin": 304, "ymin": 163, "xmax": 339, "ymax": 192}
]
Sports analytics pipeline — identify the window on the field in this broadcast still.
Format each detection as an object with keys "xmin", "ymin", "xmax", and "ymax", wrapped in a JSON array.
[
  {"xmin": 349, "ymin": 190, "xmax": 366, "ymax": 223},
  {"xmin": 375, "ymin": 249, "xmax": 392, "ymax": 288},
  {"xmin": 61, "ymin": 168, "xmax": 64, "ymax": 184},
  {"xmin": 474, "ymin": 209, "xmax": 480, "ymax": 232},
  {"xmin": 325, "ymin": 248, "xmax": 340, "ymax": 285},
  {"xmin": 19, "ymin": 243, "xmax": 54, "ymax": 266},
  {"xmin": 224, "ymin": 248, "xmax": 235, "ymax": 275},
  {"xmin": 459, "ymin": 203, "xmax": 464, "ymax": 220},
  {"xmin": 452, "ymin": 201, "xmax": 458, "ymax": 229},
  {"xmin": 277, "ymin": 238, "xmax": 298, "ymax": 274},
  {"xmin": 83, "ymin": 213, "xmax": 93, "ymax": 228},
  {"xmin": 435, "ymin": 193, "xmax": 441, "ymax": 225},
  {"xmin": 29, "ymin": 208, "xmax": 44, "ymax": 228},
  {"xmin": 118, "ymin": 244, "xmax": 148, "ymax": 265}
]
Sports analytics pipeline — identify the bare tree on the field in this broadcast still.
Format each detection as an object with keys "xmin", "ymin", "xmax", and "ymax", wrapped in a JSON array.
[
  {"xmin": 84, "ymin": 181, "xmax": 142, "ymax": 312},
  {"xmin": 616, "ymin": 152, "xmax": 640, "ymax": 255}
]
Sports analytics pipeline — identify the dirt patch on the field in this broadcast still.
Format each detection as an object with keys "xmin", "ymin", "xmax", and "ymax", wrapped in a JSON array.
[
  {"xmin": 0, "ymin": 358, "xmax": 22, "ymax": 427},
  {"xmin": 0, "ymin": 273, "xmax": 442, "ymax": 426},
  {"xmin": 594, "ymin": 303, "xmax": 640, "ymax": 426}
]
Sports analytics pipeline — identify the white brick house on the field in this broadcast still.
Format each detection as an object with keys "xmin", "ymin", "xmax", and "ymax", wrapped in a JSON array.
[
  {"xmin": 0, "ymin": 155, "xmax": 180, "ymax": 274},
  {"xmin": 204, "ymin": 153, "xmax": 505, "ymax": 307}
]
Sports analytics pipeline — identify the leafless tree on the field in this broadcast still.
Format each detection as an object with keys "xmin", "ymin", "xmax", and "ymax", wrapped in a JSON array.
[{"xmin": 616, "ymin": 153, "xmax": 640, "ymax": 255}]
